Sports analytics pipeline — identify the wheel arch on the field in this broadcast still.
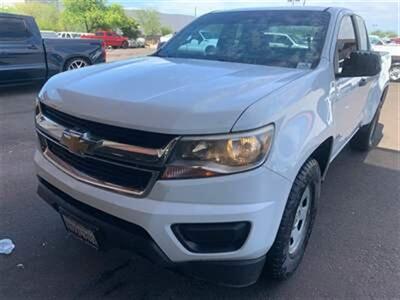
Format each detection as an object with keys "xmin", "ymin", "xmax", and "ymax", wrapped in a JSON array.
[
  {"xmin": 308, "ymin": 137, "xmax": 334, "ymax": 180},
  {"xmin": 63, "ymin": 56, "xmax": 92, "ymax": 71}
]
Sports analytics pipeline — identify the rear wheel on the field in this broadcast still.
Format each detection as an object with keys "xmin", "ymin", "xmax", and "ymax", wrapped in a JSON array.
[
  {"xmin": 121, "ymin": 41, "xmax": 129, "ymax": 49},
  {"xmin": 389, "ymin": 65, "xmax": 400, "ymax": 82},
  {"xmin": 266, "ymin": 159, "xmax": 321, "ymax": 280},
  {"xmin": 64, "ymin": 57, "xmax": 90, "ymax": 71}
]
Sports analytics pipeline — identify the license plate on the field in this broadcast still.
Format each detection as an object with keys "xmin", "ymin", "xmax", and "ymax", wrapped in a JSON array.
[{"xmin": 61, "ymin": 213, "xmax": 99, "ymax": 249}]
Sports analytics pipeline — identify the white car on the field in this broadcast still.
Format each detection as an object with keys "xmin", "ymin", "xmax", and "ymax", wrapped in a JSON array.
[
  {"xmin": 35, "ymin": 7, "xmax": 389, "ymax": 287},
  {"xmin": 128, "ymin": 37, "xmax": 146, "ymax": 48},
  {"xmin": 57, "ymin": 32, "xmax": 85, "ymax": 39},
  {"xmin": 40, "ymin": 31, "xmax": 59, "ymax": 39},
  {"xmin": 178, "ymin": 30, "xmax": 218, "ymax": 54},
  {"xmin": 370, "ymin": 35, "xmax": 400, "ymax": 81},
  {"xmin": 264, "ymin": 32, "xmax": 308, "ymax": 48},
  {"xmin": 160, "ymin": 33, "xmax": 173, "ymax": 43}
]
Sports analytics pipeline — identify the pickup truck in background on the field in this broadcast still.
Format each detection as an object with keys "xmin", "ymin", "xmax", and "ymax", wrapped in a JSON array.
[
  {"xmin": 0, "ymin": 13, "xmax": 106, "ymax": 86},
  {"xmin": 370, "ymin": 35, "xmax": 400, "ymax": 81},
  {"xmin": 35, "ymin": 8, "xmax": 390, "ymax": 287},
  {"xmin": 81, "ymin": 31, "xmax": 129, "ymax": 49}
]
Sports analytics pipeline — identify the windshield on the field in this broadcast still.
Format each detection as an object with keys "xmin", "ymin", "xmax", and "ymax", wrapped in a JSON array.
[{"xmin": 157, "ymin": 10, "xmax": 330, "ymax": 69}]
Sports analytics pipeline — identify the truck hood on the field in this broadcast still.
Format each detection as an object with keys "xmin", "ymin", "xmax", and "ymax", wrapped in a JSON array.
[{"xmin": 41, "ymin": 56, "xmax": 308, "ymax": 134}]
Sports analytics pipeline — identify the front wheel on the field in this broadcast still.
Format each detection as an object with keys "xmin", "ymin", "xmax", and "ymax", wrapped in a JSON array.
[{"xmin": 266, "ymin": 159, "xmax": 321, "ymax": 280}]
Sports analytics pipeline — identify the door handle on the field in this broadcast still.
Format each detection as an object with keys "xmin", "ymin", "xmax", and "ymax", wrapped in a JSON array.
[
  {"xmin": 27, "ymin": 44, "xmax": 38, "ymax": 50},
  {"xmin": 358, "ymin": 78, "xmax": 368, "ymax": 87}
]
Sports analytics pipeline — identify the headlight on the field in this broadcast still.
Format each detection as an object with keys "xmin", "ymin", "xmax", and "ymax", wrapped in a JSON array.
[{"xmin": 162, "ymin": 124, "xmax": 274, "ymax": 179}]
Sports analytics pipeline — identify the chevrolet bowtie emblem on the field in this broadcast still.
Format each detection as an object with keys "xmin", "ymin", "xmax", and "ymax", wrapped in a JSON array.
[{"xmin": 60, "ymin": 129, "xmax": 89, "ymax": 155}]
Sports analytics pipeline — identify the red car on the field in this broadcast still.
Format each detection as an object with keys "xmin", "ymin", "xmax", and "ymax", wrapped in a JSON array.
[
  {"xmin": 390, "ymin": 37, "xmax": 400, "ymax": 44},
  {"xmin": 81, "ymin": 31, "xmax": 129, "ymax": 48}
]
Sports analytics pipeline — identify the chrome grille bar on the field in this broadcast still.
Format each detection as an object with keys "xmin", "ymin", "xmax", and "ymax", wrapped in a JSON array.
[
  {"xmin": 42, "ymin": 148, "xmax": 154, "ymax": 196},
  {"xmin": 35, "ymin": 112, "xmax": 177, "ymax": 166},
  {"xmin": 34, "ymin": 101, "xmax": 176, "ymax": 197}
]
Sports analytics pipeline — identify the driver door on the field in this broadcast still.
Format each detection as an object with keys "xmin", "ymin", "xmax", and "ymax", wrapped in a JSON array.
[{"xmin": 331, "ymin": 15, "xmax": 371, "ymax": 155}]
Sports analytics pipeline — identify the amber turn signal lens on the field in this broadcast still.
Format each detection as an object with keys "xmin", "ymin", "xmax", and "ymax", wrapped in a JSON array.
[{"xmin": 162, "ymin": 166, "xmax": 218, "ymax": 179}]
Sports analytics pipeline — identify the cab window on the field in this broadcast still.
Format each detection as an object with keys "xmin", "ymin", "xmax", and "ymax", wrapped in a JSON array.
[
  {"xmin": 335, "ymin": 15, "xmax": 357, "ymax": 74},
  {"xmin": 0, "ymin": 17, "xmax": 31, "ymax": 41},
  {"xmin": 354, "ymin": 16, "xmax": 369, "ymax": 50}
]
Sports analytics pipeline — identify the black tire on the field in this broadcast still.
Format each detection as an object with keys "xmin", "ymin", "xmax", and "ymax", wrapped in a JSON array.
[
  {"xmin": 266, "ymin": 159, "xmax": 321, "ymax": 280},
  {"xmin": 63, "ymin": 57, "xmax": 90, "ymax": 71},
  {"xmin": 350, "ymin": 107, "xmax": 380, "ymax": 152},
  {"xmin": 121, "ymin": 41, "xmax": 129, "ymax": 49}
]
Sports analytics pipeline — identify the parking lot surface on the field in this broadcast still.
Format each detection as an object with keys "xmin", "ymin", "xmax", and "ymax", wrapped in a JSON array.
[
  {"xmin": 0, "ymin": 80, "xmax": 399, "ymax": 299},
  {"xmin": 106, "ymin": 48, "xmax": 154, "ymax": 62}
]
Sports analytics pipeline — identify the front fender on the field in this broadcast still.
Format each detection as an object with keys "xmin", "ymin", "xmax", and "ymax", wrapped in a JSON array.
[{"xmin": 232, "ymin": 65, "xmax": 334, "ymax": 182}]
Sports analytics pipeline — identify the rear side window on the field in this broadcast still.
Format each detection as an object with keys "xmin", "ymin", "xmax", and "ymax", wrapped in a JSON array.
[
  {"xmin": 0, "ymin": 17, "xmax": 30, "ymax": 41},
  {"xmin": 95, "ymin": 32, "xmax": 103, "ymax": 36},
  {"xmin": 354, "ymin": 16, "xmax": 369, "ymax": 50},
  {"xmin": 335, "ymin": 15, "xmax": 357, "ymax": 73}
]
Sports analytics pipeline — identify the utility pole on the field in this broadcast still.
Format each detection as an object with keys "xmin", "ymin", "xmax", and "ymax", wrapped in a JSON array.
[{"xmin": 194, "ymin": 7, "xmax": 197, "ymax": 17}]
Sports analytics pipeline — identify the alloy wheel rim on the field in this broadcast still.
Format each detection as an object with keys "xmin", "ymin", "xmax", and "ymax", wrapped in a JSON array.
[
  {"xmin": 289, "ymin": 186, "xmax": 312, "ymax": 255},
  {"xmin": 68, "ymin": 59, "xmax": 88, "ymax": 70}
]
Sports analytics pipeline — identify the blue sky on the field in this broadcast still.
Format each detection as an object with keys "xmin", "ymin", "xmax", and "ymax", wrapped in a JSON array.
[{"xmin": 111, "ymin": 0, "xmax": 399, "ymax": 32}]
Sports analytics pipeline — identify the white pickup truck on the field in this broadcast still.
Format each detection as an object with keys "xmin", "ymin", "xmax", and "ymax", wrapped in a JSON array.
[{"xmin": 35, "ymin": 7, "xmax": 390, "ymax": 287}]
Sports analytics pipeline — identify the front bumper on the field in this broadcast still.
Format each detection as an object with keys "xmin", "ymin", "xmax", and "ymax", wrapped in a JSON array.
[
  {"xmin": 35, "ymin": 149, "xmax": 292, "ymax": 285},
  {"xmin": 38, "ymin": 178, "xmax": 265, "ymax": 287}
]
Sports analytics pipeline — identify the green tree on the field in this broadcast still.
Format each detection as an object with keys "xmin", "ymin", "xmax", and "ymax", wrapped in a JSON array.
[
  {"xmin": 62, "ymin": 0, "xmax": 107, "ymax": 32},
  {"xmin": 103, "ymin": 4, "xmax": 140, "ymax": 38},
  {"xmin": 371, "ymin": 30, "xmax": 397, "ymax": 38},
  {"xmin": 120, "ymin": 19, "xmax": 141, "ymax": 39},
  {"xmin": 136, "ymin": 9, "xmax": 161, "ymax": 36},
  {"xmin": 161, "ymin": 26, "xmax": 173, "ymax": 36},
  {"xmin": 62, "ymin": 0, "xmax": 140, "ymax": 36},
  {"xmin": 3, "ymin": 2, "xmax": 62, "ymax": 31}
]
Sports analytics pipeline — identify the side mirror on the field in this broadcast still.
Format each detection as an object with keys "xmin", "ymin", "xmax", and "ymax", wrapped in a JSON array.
[{"xmin": 338, "ymin": 51, "xmax": 381, "ymax": 77}]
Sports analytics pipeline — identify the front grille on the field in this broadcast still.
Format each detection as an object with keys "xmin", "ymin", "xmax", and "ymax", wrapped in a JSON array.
[
  {"xmin": 41, "ymin": 103, "xmax": 177, "ymax": 149},
  {"xmin": 47, "ymin": 139, "xmax": 154, "ymax": 193}
]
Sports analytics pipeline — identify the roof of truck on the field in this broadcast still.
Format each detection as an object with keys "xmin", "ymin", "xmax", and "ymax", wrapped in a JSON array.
[
  {"xmin": 212, "ymin": 6, "xmax": 351, "ymax": 14},
  {"xmin": 0, "ymin": 12, "xmax": 30, "ymax": 18}
]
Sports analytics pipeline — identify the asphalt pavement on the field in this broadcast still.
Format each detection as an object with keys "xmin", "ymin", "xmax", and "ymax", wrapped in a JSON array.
[{"xmin": 0, "ymin": 83, "xmax": 399, "ymax": 299}]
